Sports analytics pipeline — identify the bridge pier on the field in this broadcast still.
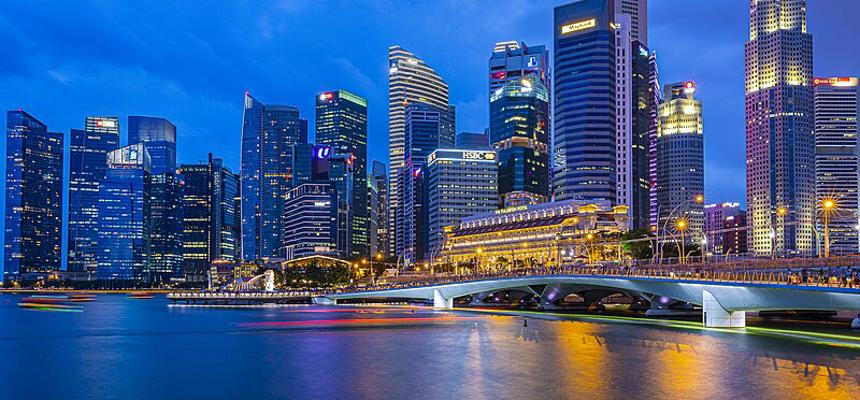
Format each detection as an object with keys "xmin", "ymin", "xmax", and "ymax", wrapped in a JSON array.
[
  {"xmin": 433, "ymin": 289, "xmax": 453, "ymax": 309},
  {"xmin": 702, "ymin": 290, "xmax": 745, "ymax": 328}
]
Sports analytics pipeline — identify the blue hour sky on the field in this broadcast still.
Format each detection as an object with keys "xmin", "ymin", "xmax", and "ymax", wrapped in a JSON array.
[{"xmin": 1, "ymin": 0, "xmax": 858, "ymax": 209}]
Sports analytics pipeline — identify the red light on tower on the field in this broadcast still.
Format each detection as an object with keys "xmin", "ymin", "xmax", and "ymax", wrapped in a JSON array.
[{"xmin": 685, "ymin": 81, "xmax": 695, "ymax": 89}]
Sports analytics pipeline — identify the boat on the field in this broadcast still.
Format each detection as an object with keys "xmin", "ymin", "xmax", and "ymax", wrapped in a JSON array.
[
  {"xmin": 128, "ymin": 291, "xmax": 155, "ymax": 299},
  {"xmin": 67, "ymin": 293, "xmax": 97, "ymax": 302},
  {"xmin": 17, "ymin": 296, "xmax": 82, "ymax": 311}
]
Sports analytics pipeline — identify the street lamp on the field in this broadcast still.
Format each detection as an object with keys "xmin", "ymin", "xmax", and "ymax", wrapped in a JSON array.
[
  {"xmin": 658, "ymin": 194, "xmax": 704, "ymax": 263},
  {"xmin": 675, "ymin": 218, "xmax": 689, "ymax": 264},
  {"xmin": 700, "ymin": 237, "xmax": 708, "ymax": 264},
  {"xmin": 821, "ymin": 198, "xmax": 837, "ymax": 258}
]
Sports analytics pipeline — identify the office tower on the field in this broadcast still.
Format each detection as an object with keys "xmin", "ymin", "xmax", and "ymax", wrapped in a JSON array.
[
  {"xmin": 647, "ymin": 51, "xmax": 662, "ymax": 229},
  {"xmin": 370, "ymin": 160, "xmax": 388, "ymax": 259},
  {"xmin": 814, "ymin": 77, "xmax": 860, "ymax": 255},
  {"xmin": 97, "ymin": 144, "xmax": 151, "ymax": 282},
  {"xmin": 615, "ymin": 14, "xmax": 633, "ymax": 219},
  {"xmin": 128, "ymin": 116, "xmax": 176, "ymax": 175},
  {"xmin": 425, "ymin": 149, "xmax": 499, "ymax": 261},
  {"xmin": 656, "ymin": 82, "xmax": 704, "ymax": 237},
  {"xmin": 283, "ymin": 183, "xmax": 338, "ymax": 260},
  {"xmin": 398, "ymin": 103, "xmax": 455, "ymax": 263},
  {"xmin": 292, "ymin": 143, "xmax": 333, "ymax": 187},
  {"xmin": 704, "ymin": 203, "xmax": 742, "ymax": 254},
  {"xmin": 614, "ymin": 0, "xmax": 647, "ymax": 45},
  {"xmin": 240, "ymin": 92, "xmax": 306, "ymax": 261},
  {"xmin": 553, "ymin": 0, "xmax": 617, "ymax": 203},
  {"xmin": 369, "ymin": 173, "xmax": 380, "ymax": 259},
  {"xmin": 456, "ymin": 131, "xmax": 490, "ymax": 150},
  {"xmin": 68, "ymin": 116, "xmax": 120, "ymax": 273},
  {"xmin": 490, "ymin": 73, "xmax": 550, "ymax": 207},
  {"xmin": 388, "ymin": 45, "xmax": 449, "ymax": 259},
  {"xmin": 329, "ymin": 154, "xmax": 354, "ymax": 257},
  {"xmin": 179, "ymin": 154, "xmax": 240, "ymax": 283},
  {"xmin": 745, "ymin": 0, "xmax": 814, "ymax": 257},
  {"xmin": 489, "ymin": 40, "xmax": 550, "ymax": 103},
  {"xmin": 3, "ymin": 111, "xmax": 63, "ymax": 280},
  {"xmin": 723, "ymin": 212, "xmax": 749, "ymax": 256},
  {"xmin": 316, "ymin": 90, "xmax": 369, "ymax": 258}
]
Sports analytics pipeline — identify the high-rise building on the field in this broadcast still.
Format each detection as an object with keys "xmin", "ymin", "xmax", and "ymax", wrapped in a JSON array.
[
  {"xmin": 128, "ymin": 116, "xmax": 176, "ymax": 175},
  {"xmin": 179, "ymin": 154, "xmax": 240, "ymax": 283},
  {"xmin": 329, "ymin": 154, "xmax": 354, "ymax": 258},
  {"xmin": 723, "ymin": 212, "xmax": 749, "ymax": 256},
  {"xmin": 613, "ymin": 0, "xmax": 647, "ymax": 45},
  {"xmin": 656, "ymin": 82, "xmax": 704, "ymax": 238},
  {"xmin": 3, "ymin": 111, "xmax": 64, "ymax": 281},
  {"xmin": 704, "ymin": 203, "xmax": 742, "ymax": 255},
  {"xmin": 455, "ymin": 131, "xmax": 490, "ymax": 150},
  {"xmin": 745, "ymin": 0, "xmax": 814, "ymax": 257},
  {"xmin": 814, "ymin": 77, "xmax": 859, "ymax": 256},
  {"xmin": 68, "ymin": 116, "xmax": 120, "ymax": 273},
  {"xmin": 553, "ymin": 0, "xmax": 617, "ymax": 203},
  {"xmin": 283, "ymin": 183, "xmax": 338, "ymax": 260},
  {"xmin": 316, "ymin": 90, "xmax": 369, "ymax": 259},
  {"xmin": 240, "ymin": 93, "xmax": 307, "ymax": 261},
  {"xmin": 292, "ymin": 143, "xmax": 333, "ymax": 187},
  {"xmin": 370, "ymin": 160, "xmax": 388, "ymax": 259},
  {"xmin": 398, "ymin": 103, "xmax": 455, "ymax": 263},
  {"xmin": 425, "ymin": 149, "xmax": 499, "ymax": 261},
  {"xmin": 490, "ymin": 73, "xmax": 550, "ymax": 207},
  {"xmin": 97, "ymin": 144, "xmax": 150, "ymax": 282},
  {"xmin": 647, "ymin": 51, "xmax": 662, "ymax": 229},
  {"xmin": 489, "ymin": 41, "xmax": 550, "ymax": 105},
  {"xmin": 388, "ymin": 45, "xmax": 449, "ymax": 259}
]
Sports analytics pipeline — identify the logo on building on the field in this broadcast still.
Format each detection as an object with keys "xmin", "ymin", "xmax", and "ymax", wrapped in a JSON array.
[{"xmin": 561, "ymin": 18, "xmax": 596, "ymax": 35}]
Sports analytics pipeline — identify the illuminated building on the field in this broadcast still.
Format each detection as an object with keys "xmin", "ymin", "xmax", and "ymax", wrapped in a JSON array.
[
  {"xmin": 3, "ymin": 110, "xmax": 64, "ymax": 281},
  {"xmin": 240, "ymin": 93, "xmax": 307, "ymax": 261},
  {"xmin": 425, "ymin": 149, "xmax": 499, "ymax": 262},
  {"xmin": 814, "ymin": 77, "xmax": 859, "ymax": 255},
  {"xmin": 68, "ymin": 116, "xmax": 120, "ymax": 273},
  {"xmin": 329, "ymin": 154, "xmax": 354, "ymax": 257},
  {"xmin": 656, "ymin": 82, "xmax": 704, "ymax": 238},
  {"xmin": 128, "ymin": 116, "xmax": 176, "ymax": 175},
  {"xmin": 456, "ymin": 131, "xmax": 490, "ymax": 150},
  {"xmin": 745, "ymin": 0, "xmax": 814, "ymax": 257},
  {"xmin": 292, "ymin": 143, "xmax": 333, "ymax": 186},
  {"xmin": 97, "ymin": 144, "xmax": 150, "ymax": 281},
  {"xmin": 647, "ymin": 51, "xmax": 662, "ymax": 229},
  {"xmin": 704, "ymin": 203, "xmax": 742, "ymax": 254},
  {"xmin": 397, "ymin": 102, "xmax": 455, "ymax": 264},
  {"xmin": 388, "ymin": 45, "xmax": 449, "ymax": 259},
  {"xmin": 179, "ymin": 154, "xmax": 240, "ymax": 283},
  {"xmin": 283, "ymin": 183, "xmax": 338, "ymax": 260},
  {"xmin": 723, "ymin": 212, "xmax": 749, "ymax": 256},
  {"xmin": 441, "ymin": 200, "xmax": 629, "ymax": 270},
  {"xmin": 316, "ymin": 90, "xmax": 369, "ymax": 258},
  {"xmin": 369, "ymin": 160, "xmax": 388, "ymax": 258},
  {"xmin": 490, "ymin": 73, "xmax": 550, "ymax": 207},
  {"xmin": 613, "ymin": 0, "xmax": 646, "ymax": 45},
  {"xmin": 553, "ymin": 0, "xmax": 617, "ymax": 203},
  {"xmin": 489, "ymin": 40, "xmax": 550, "ymax": 109}
]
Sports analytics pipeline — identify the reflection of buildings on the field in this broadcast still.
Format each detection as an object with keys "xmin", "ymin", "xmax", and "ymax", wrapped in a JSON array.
[{"xmin": 441, "ymin": 200, "xmax": 629, "ymax": 269}]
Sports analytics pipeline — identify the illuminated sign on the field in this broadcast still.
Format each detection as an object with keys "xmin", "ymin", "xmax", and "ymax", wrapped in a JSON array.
[
  {"xmin": 561, "ymin": 18, "xmax": 596, "ymax": 35},
  {"xmin": 94, "ymin": 118, "xmax": 116, "ymax": 128},
  {"xmin": 314, "ymin": 146, "xmax": 332, "ymax": 159},
  {"xmin": 814, "ymin": 77, "xmax": 858, "ymax": 87},
  {"xmin": 683, "ymin": 81, "xmax": 696, "ymax": 94},
  {"xmin": 463, "ymin": 151, "xmax": 496, "ymax": 161},
  {"xmin": 495, "ymin": 205, "xmax": 528, "ymax": 214},
  {"xmin": 313, "ymin": 201, "xmax": 331, "ymax": 208},
  {"xmin": 527, "ymin": 56, "xmax": 538, "ymax": 68},
  {"xmin": 319, "ymin": 92, "xmax": 334, "ymax": 101},
  {"xmin": 490, "ymin": 71, "xmax": 507, "ymax": 80}
]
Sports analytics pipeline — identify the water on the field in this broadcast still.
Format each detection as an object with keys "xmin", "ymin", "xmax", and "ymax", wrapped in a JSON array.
[{"xmin": 1, "ymin": 294, "xmax": 859, "ymax": 400}]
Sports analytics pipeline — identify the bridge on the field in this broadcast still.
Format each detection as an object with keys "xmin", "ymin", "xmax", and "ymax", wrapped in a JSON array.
[{"xmin": 321, "ymin": 262, "xmax": 860, "ymax": 328}]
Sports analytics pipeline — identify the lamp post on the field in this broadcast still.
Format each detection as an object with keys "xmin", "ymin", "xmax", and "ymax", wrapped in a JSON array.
[
  {"xmin": 675, "ymin": 218, "xmax": 688, "ymax": 265},
  {"xmin": 700, "ymin": 237, "xmax": 708, "ymax": 265},
  {"xmin": 659, "ymin": 194, "xmax": 704, "ymax": 263},
  {"xmin": 822, "ymin": 198, "xmax": 836, "ymax": 258},
  {"xmin": 774, "ymin": 205, "xmax": 787, "ymax": 258}
]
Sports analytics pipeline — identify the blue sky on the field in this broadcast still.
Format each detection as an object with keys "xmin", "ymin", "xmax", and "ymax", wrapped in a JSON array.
[{"xmin": 1, "ymin": 0, "xmax": 858, "ymax": 209}]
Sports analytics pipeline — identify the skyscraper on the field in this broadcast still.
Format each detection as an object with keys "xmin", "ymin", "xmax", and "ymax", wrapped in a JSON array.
[
  {"xmin": 745, "ymin": 0, "xmax": 814, "ymax": 257},
  {"xmin": 647, "ymin": 51, "xmax": 662, "ymax": 229},
  {"xmin": 613, "ymin": 0, "xmax": 647, "ymax": 45},
  {"xmin": 656, "ymin": 82, "xmax": 704, "ymax": 237},
  {"xmin": 283, "ymin": 182, "xmax": 338, "ymax": 260},
  {"xmin": 128, "ymin": 116, "xmax": 176, "ymax": 175},
  {"xmin": 68, "ymin": 116, "xmax": 120, "ymax": 273},
  {"xmin": 370, "ymin": 160, "xmax": 388, "ymax": 259},
  {"xmin": 97, "ymin": 144, "xmax": 150, "ymax": 282},
  {"xmin": 489, "ymin": 41, "xmax": 550, "ymax": 103},
  {"xmin": 240, "ymin": 93, "xmax": 307, "ymax": 261},
  {"xmin": 388, "ymin": 45, "xmax": 449, "ymax": 259},
  {"xmin": 489, "ymin": 73, "xmax": 550, "ymax": 207},
  {"xmin": 316, "ymin": 90, "xmax": 369, "ymax": 258},
  {"xmin": 455, "ymin": 131, "xmax": 490, "ymax": 150},
  {"xmin": 179, "ymin": 154, "xmax": 241, "ymax": 283},
  {"xmin": 814, "ymin": 77, "xmax": 859, "ymax": 255},
  {"xmin": 329, "ymin": 154, "xmax": 354, "ymax": 257},
  {"xmin": 704, "ymin": 202, "xmax": 742, "ymax": 254},
  {"xmin": 4, "ymin": 110, "xmax": 64, "ymax": 281},
  {"xmin": 553, "ymin": 0, "xmax": 617, "ymax": 203}
]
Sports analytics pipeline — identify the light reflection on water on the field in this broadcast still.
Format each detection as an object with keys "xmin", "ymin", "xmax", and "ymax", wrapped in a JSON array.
[{"xmin": 0, "ymin": 294, "xmax": 858, "ymax": 400}]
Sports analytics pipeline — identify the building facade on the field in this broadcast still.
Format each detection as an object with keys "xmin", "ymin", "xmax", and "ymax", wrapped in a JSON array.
[
  {"xmin": 425, "ymin": 149, "xmax": 499, "ymax": 262},
  {"xmin": 613, "ymin": 0, "xmax": 647, "ymax": 45},
  {"xmin": 283, "ymin": 183, "xmax": 338, "ymax": 260},
  {"xmin": 490, "ymin": 73, "xmax": 551, "ymax": 207},
  {"xmin": 704, "ymin": 202, "xmax": 743, "ymax": 255},
  {"xmin": 656, "ymin": 82, "xmax": 704, "ymax": 239},
  {"xmin": 745, "ymin": 0, "xmax": 814, "ymax": 257},
  {"xmin": 128, "ymin": 116, "xmax": 176, "ymax": 175},
  {"xmin": 723, "ymin": 212, "xmax": 749, "ymax": 257},
  {"xmin": 370, "ymin": 160, "xmax": 388, "ymax": 259},
  {"xmin": 814, "ymin": 77, "xmax": 859, "ymax": 255},
  {"xmin": 489, "ymin": 40, "xmax": 550, "ymax": 112},
  {"xmin": 456, "ymin": 131, "xmax": 490, "ymax": 150},
  {"xmin": 388, "ymin": 45, "xmax": 449, "ymax": 259},
  {"xmin": 240, "ymin": 93, "xmax": 307, "ymax": 261},
  {"xmin": 315, "ymin": 90, "xmax": 369, "ymax": 258},
  {"xmin": 68, "ymin": 116, "xmax": 120, "ymax": 273},
  {"xmin": 3, "ymin": 111, "xmax": 64, "ymax": 280},
  {"xmin": 553, "ymin": 0, "xmax": 617, "ymax": 203}
]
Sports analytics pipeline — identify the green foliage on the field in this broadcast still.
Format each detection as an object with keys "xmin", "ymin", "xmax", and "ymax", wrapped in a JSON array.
[
  {"xmin": 281, "ymin": 264, "xmax": 350, "ymax": 288},
  {"xmin": 621, "ymin": 228, "xmax": 654, "ymax": 260}
]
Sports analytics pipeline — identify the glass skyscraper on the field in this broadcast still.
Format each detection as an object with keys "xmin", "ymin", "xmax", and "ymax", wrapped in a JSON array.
[
  {"xmin": 553, "ymin": 0, "xmax": 617, "ymax": 203},
  {"xmin": 370, "ymin": 160, "xmax": 388, "ymax": 259},
  {"xmin": 315, "ymin": 90, "xmax": 369, "ymax": 258},
  {"xmin": 128, "ymin": 116, "xmax": 176, "ymax": 175},
  {"xmin": 97, "ymin": 144, "xmax": 151, "ymax": 282},
  {"xmin": 3, "ymin": 110, "xmax": 64, "ymax": 281},
  {"xmin": 745, "ymin": 0, "xmax": 814, "ymax": 257},
  {"xmin": 68, "ymin": 116, "xmax": 120, "ymax": 273},
  {"xmin": 490, "ymin": 73, "xmax": 550, "ymax": 207},
  {"xmin": 240, "ymin": 93, "xmax": 307, "ymax": 261}
]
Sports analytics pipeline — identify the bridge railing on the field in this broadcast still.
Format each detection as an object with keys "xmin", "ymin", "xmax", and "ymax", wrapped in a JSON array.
[{"xmin": 338, "ymin": 264, "xmax": 860, "ymax": 294}]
